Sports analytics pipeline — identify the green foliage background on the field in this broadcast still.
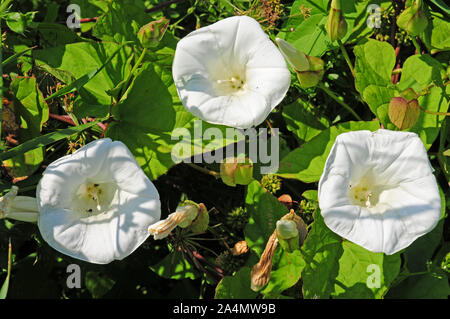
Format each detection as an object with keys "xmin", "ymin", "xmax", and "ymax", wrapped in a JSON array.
[{"xmin": 0, "ymin": 0, "xmax": 449, "ymax": 299}]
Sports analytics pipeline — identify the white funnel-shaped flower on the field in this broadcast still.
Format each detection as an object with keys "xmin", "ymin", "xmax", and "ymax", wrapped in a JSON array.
[
  {"xmin": 318, "ymin": 130, "xmax": 441, "ymax": 255},
  {"xmin": 172, "ymin": 15, "xmax": 291, "ymax": 129},
  {"xmin": 36, "ymin": 138, "xmax": 161, "ymax": 264}
]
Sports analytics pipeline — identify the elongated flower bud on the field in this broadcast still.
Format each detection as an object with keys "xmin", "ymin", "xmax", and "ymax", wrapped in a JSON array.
[
  {"xmin": 275, "ymin": 38, "xmax": 324, "ymax": 88},
  {"xmin": 275, "ymin": 38, "xmax": 309, "ymax": 72},
  {"xmin": 220, "ymin": 157, "xmax": 253, "ymax": 187},
  {"xmin": 397, "ymin": 0, "xmax": 428, "ymax": 36},
  {"xmin": 0, "ymin": 186, "xmax": 38, "ymax": 223},
  {"xmin": 251, "ymin": 230, "xmax": 278, "ymax": 291},
  {"xmin": 148, "ymin": 201, "xmax": 200, "ymax": 239},
  {"xmin": 325, "ymin": 0, "xmax": 347, "ymax": 42},
  {"xmin": 138, "ymin": 17, "xmax": 170, "ymax": 48}
]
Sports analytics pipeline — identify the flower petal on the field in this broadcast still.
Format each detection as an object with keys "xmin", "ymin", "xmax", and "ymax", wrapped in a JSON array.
[
  {"xmin": 368, "ymin": 130, "xmax": 435, "ymax": 184},
  {"xmin": 37, "ymin": 138, "xmax": 113, "ymax": 210}
]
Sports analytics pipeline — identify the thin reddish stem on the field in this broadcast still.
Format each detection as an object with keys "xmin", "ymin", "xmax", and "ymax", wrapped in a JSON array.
[{"xmin": 49, "ymin": 113, "xmax": 76, "ymax": 126}]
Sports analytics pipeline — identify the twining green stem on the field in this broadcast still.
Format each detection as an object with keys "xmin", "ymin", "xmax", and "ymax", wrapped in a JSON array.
[
  {"xmin": 411, "ymin": 37, "xmax": 422, "ymax": 55},
  {"xmin": 129, "ymin": 48, "xmax": 147, "ymax": 81},
  {"xmin": 318, "ymin": 82, "xmax": 362, "ymax": 121},
  {"xmin": 185, "ymin": 163, "xmax": 220, "ymax": 179},
  {"xmin": 337, "ymin": 39, "xmax": 354, "ymax": 76},
  {"xmin": 119, "ymin": 48, "xmax": 147, "ymax": 102}
]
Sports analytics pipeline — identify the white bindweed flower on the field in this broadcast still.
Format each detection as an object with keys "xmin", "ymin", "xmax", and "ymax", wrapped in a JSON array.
[
  {"xmin": 0, "ymin": 186, "xmax": 38, "ymax": 223},
  {"xmin": 318, "ymin": 129, "xmax": 441, "ymax": 255},
  {"xmin": 172, "ymin": 15, "xmax": 291, "ymax": 129},
  {"xmin": 36, "ymin": 138, "xmax": 161, "ymax": 264}
]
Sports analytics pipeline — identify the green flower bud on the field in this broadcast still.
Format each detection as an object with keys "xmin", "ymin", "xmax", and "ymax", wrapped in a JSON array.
[
  {"xmin": 325, "ymin": 0, "xmax": 347, "ymax": 42},
  {"xmin": 276, "ymin": 220, "xmax": 298, "ymax": 239},
  {"xmin": 276, "ymin": 220, "xmax": 299, "ymax": 253},
  {"xmin": 396, "ymin": 0, "xmax": 428, "ymax": 36},
  {"xmin": 220, "ymin": 157, "xmax": 253, "ymax": 187},
  {"xmin": 388, "ymin": 92, "xmax": 420, "ymax": 130},
  {"xmin": 275, "ymin": 38, "xmax": 309, "ymax": 72},
  {"xmin": 275, "ymin": 38, "xmax": 324, "ymax": 88},
  {"xmin": 137, "ymin": 17, "xmax": 170, "ymax": 48},
  {"xmin": 297, "ymin": 56, "xmax": 324, "ymax": 88},
  {"xmin": 188, "ymin": 203, "xmax": 209, "ymax": 234}
]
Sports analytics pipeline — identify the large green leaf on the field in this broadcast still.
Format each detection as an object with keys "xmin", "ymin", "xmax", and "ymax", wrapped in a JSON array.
[
  {"xmin": 301, "ymin": 209, "xmax": 343, "ymax": 299},
  {"xmin": 282, "ymin": 99, "xmax": 329, "ymax": 145},
  {"xmin": 10, "ymin": 77, "xmax": 48, "ymax": 132},
  {"xmin": 398, "ymin": 54, "xmax": 446, "ymax": 92},
  {"xmin": 33, "ymin": 41, "xmax": 132, "ymax": 113},
  {"xmin": 36, "ymin": 22, "xmax": 82, "ymax": 48},
  {"xmin": 301, "ymin": 209, "xmax": 401, "ymax": 299},
  {"xmin": 44, "ymin": 42, "xmax": 131, "ymax": 102},
  {"xmin": 3, "ymin": 77, "xmax": 49, "ymax": 178},
  {"xmin": 423, "ymin": 14, "xmax": 450, "ymax": 52},
  {"xmin": 277, "ymin": 120, "xmax": 380, "ymax": 183},
  {"xmin": 244, "ymin": 180, "xmax": 289, "ymax": 256},
  {"xmin": 331, "ymin": 241, "xmax": 401, "ymax": 299},
  {"xmin": 215, "ymin": 267, "xmax": 258, "ymax": 299},
  {"xmin": 261, "ymin": 250, "xmax": 306, "ymax": 296},
  {"xmin": 92, "ymin": 0, "xmax": 149, "ymax": 44},
  {"xmin": 354, "ymin": 39, "xmax": 396, "ymax": 96}
]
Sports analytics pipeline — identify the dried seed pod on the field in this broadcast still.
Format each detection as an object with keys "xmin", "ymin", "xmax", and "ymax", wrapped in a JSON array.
[{"xmin": 250, "ymin": 230, "xmax": 278, "ymax": 292}]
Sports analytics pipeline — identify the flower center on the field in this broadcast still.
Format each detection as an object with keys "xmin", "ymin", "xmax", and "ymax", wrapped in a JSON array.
[
  {"xmin": 348, "ymin": 176, "xmax": 381, "ymax": 210},
  {"xmin": 72, "ymin": 181, "xmax": 117, "ymax": 215},
  {"xmin": 214, "ymin": 75, "xmax": 247, "ymax": 95}
]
